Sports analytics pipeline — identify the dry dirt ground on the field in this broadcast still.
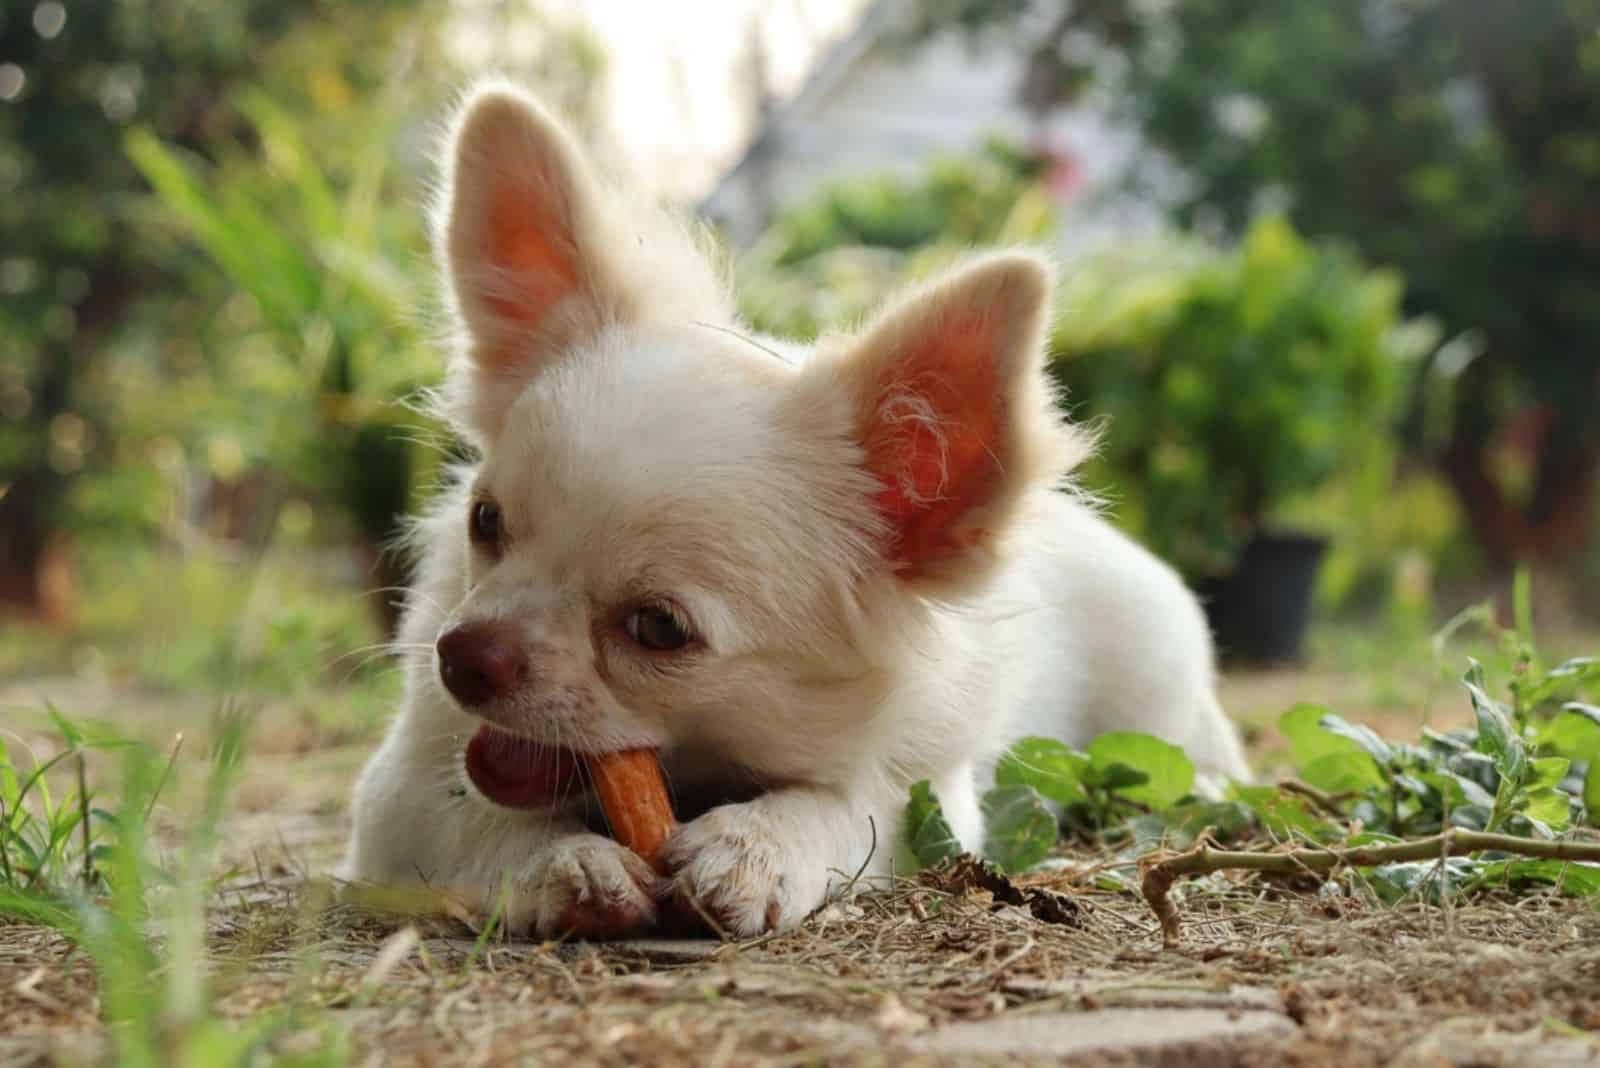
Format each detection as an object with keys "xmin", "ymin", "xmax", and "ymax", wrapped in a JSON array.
[{"xmin": 3, "ymin": 668, "xmax": 1599, "ymax": 1067}]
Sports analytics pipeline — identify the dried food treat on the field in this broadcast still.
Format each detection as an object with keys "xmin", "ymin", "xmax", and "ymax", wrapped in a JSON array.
[{"xmin": 585, "ymin": 749, "xmax": 675, "ymax": 872}]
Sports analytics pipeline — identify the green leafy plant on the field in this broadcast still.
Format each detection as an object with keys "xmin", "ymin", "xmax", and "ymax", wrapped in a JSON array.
[
  {"xmin": 902, "ymin": 781, "xmax": 962, "ymax": 869},
  {"xmin": 0, "ymin": 712, "xmax": 121, "ymax": 898},
  {"xmin": 1050, "ymin": 217, "xmax": 1418, "ymax": 579},
  {"xmin": 925, "ymin": 0, "xmax": 1600, "ymax": 575},
  {"xmin": 904, "ymin": 577, "xmax": 1600, "ymax": 940},
  {"xmin": 907, "ymin": 733, "xmax": 1204, "ymax": 873}
]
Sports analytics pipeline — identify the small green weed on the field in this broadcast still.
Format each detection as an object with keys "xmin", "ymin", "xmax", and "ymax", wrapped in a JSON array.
[
  {"xmin": 0, "ymin": 707, "xmax": 136, "ymax": 899},
  {"xmin": 1, "ymin": 708, "xmax": 346, "ymax": 1066}
]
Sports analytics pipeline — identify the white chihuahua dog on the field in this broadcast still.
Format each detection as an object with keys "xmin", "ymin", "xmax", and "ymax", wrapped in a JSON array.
[{"xmin": 340, "ymin": 82, "xmax": 1249, "ymax": 939}]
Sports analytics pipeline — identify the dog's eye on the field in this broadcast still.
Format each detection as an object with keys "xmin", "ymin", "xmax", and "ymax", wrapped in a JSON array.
[
  {"xmin": 624, "ymin": 602, "xmax": 694, "ymax": 652},
  {"xmin": 469, "ymin": 498, "xmax": 503, "ymax": 551}
]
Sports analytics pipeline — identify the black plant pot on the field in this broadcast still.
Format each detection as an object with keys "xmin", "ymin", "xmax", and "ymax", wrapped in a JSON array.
[{"xmin": 1196, "ymin": 531, "xmax": 1329, "ymax": 665}]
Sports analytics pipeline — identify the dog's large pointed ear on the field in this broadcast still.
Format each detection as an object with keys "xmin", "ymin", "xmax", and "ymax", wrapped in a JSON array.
[
  {"xmin": 836, "ymin": 254, "xmax": 1088, "ymax": 588},
  {"xmin": 441, "ymin": 84, "xmax": 623, "ymax": 434}
]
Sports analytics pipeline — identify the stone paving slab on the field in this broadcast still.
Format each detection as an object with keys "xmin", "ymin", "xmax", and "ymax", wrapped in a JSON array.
[
  {"xmin": 907, "ymin": 1007, "xmax": 1296, "ymax": 1063},
  {"xmin": 1394, "ymin": 1025, "xmax": 1600, "ymax": 1067}
]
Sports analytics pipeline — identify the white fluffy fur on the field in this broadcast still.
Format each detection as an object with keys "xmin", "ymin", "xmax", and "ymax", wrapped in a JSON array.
[{"xmin": 340, "ymin": 83, "xmax": 1250, "ymax": 938}]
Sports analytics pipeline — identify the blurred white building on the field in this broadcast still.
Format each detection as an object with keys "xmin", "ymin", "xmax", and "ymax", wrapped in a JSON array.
[{"xmin": 451, "ymin": 0, "xmax": 1162, "ymax": 254}]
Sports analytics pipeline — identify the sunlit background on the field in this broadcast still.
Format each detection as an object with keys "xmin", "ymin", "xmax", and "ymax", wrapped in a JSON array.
[{"xmin": 3, "ymin": 0, "xmax": 1599, "ymax": 708}]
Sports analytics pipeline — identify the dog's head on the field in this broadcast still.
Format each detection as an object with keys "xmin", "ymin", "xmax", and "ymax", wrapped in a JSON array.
[{"xmin": 427, "ymin": 83, "xmax": 1089, "ymax": 801}]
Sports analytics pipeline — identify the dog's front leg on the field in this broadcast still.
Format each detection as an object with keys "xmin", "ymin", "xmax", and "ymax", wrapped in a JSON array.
[
  {"xmin": 488, "ymin": 829, "xmax": 666, "ymax": 939},
  {"xmin": 661, "ymin": 785, "xmax": 895, "ymax": 937}
]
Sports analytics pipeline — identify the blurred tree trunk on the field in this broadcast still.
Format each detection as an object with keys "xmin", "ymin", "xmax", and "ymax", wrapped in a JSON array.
[
  {"xmin": 1443, "ymin": 399, "xmax": 1599, "ymax": 568},
  {"xmin": 0, "ymin": 258, "xmax": 131, "ymax": 623},
  {"xmin": 0, "ymin": 473, "xmax": 73, "ymax": 624}
]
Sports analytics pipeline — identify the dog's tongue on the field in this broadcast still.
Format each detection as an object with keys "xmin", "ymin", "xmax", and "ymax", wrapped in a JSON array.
[{"xmin": 464, "ymin": 726, "xmax": 583, "ymax": 809}]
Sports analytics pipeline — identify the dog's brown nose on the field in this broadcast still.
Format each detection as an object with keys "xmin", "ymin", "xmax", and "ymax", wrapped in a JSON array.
[{"xmin": 436, "ymin": 622, "xmax": 527, "ymax": 707}]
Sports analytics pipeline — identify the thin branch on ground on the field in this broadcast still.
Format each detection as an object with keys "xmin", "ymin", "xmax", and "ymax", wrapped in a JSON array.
[
  {"xmin": 1275, "ymin": 779, "xmax": 1353, "ymax": 820},
  {"xmin": 1141, "ymin": 829, "xmax": 1600, "ymax": 946}
]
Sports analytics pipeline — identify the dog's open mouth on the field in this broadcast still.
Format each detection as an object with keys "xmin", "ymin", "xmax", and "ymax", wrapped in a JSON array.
[{"xmin": 463, "ymin": 725, "xmax": 585, "ymax": 809}]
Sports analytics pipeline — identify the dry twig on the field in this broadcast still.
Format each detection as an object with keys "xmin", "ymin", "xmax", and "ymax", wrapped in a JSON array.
[{"xmin": 1141, "ymin": 829, "xmax": 1600, "ymax": 946}]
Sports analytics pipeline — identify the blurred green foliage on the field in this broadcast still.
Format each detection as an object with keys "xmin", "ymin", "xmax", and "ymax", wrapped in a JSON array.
[
  {"xmin": 1, "ymin": 3, "xmax": 606, "ymax": 636},
  {"xmin": 1050, "ymin": 217, "xmax": 1418, "ymax": 579},
  {"xmin": 0, "ymin": 1, "xmax": 431, "ymax": 617},
  {"xmin": 126, "ymin": 84, "xmax": 446, "ymax": 625},
  {"xmin": 736, "ymin": 149, "xmax": 1437, "ymax": 595},
  {"xmin": 739, "ymin": 140, "xmax": 1055, "ymax": 339},
  {"xmin": 923, "ymin": 0, "xmax": 1600, "ymax": 573}
]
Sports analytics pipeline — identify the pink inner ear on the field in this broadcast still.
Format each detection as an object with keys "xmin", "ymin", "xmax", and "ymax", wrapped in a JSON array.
[
  {"xmin": 481, "ymin": 174, "xmax": 580, "ymax": 348},
  {"xmin": 864, "ymin": 313, "xmax": 1005, "ymax": 575}
]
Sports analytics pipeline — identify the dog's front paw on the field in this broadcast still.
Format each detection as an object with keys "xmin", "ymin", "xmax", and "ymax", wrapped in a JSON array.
[
  {"xmin": 497, "ymin": 834, "xmax": 664, "ymax": 940},
  {"xmin": 662, "ymin": 802, "xmax": 825, "ymax": 937}
]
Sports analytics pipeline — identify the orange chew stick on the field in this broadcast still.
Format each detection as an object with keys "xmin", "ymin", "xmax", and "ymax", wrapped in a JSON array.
[{"xmin": 586, "ymin": 748, "xmax": 676, "ymax": 872}]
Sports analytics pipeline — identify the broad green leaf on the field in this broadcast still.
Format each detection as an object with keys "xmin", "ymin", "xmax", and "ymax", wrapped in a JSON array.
[
  {"xmin": 1449, "ymin": 750, "xmax": 1500, "ymax": 792},
  {"xmin": 903, "ymin": 781, "xmax": 961, "ymax": 869},
  {"xmin": 1393, "ymin": 773, "xmax": 1437, "ymax": 810},
  {"xmin": 1421, "ymin": 726, "xmax": 1475, "ymax": 754},
  {"xmin": 1390, "ymin": 740, "xmax": 1437, "ymax": 767},
  {"xmin": 1085, "ymin": 732, "xmax": 1195, "ymax": 808},
  {"xmin": 1446, "ymin": 804, "xmax": 1492, "ymax": 831},
  {"xmin": 1563, "ymin": 702, "xmax": 1600, "ymax": 726},
  {"xmin": 1091, "ymin": 869, "xmax": 1137, "ymax": 892},
  {"xmin": 1080, "ymin": 762, "xmax": 1151, "ymax": 792},
  {"xmin": 1364, "ymin": 858, "xmax": 1479, "ymax": 904},
  {"xmin": 1316, "ymin": 713, "xmax": 1394, "ymax": 766},
  {"xmin": 1523, "ymin": 661, "xmax": 1600, "ymax": 707},
  {"xmin": 980, "ymin": 784, "xmax": 1058, "ymax": 873},
  {"xmin": 1280, "ymin": 703, "xmax": 1351, "ymax": 766},
  {"xmin": 1472, "ymin": 859, "xmax": 1600, "ymax": 898},
  {"xmin": 1364, "ymin": 860, "xmax": 1430, "ymax": 900},
  {"xmin": 1541, "ymin": 710, "xmax": 1600, "ymax": 761},
  {"xmin": 993, "ymin": 737, "xmax": 1088, "ymax": 805},
  {"xmin": 1521, "ymin": 788, "xmax": 1573, "ymax": 833},
  {"xmin": 1301, "ymin": 751, "xmax": 1385, "ymax": 793},
  {"xmin": 1421, "ymin": 770, "xmax": 1495, "ymax": 810},
  {"xmin": 1547, "ymin": 656, "xmax": 1600, "ymax": 680},
  {"xmin": 1464, "ymin": 661, "xmax": 1528, "ymax": 785},
  {"xmin": 1349, "ymin": 798, "xmax": 1390, "ymax": 831},
  {"xmin": 1128, "ymin": 800, "xmax": 1254, "ymax": 851},
  {"xmin": 1227, "ymin": 784, "xmax": 1335, "ymax": 842},
  {"xmin": 1529, "ymin": 757, "xmax": 1571, "ymax": 792}
]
